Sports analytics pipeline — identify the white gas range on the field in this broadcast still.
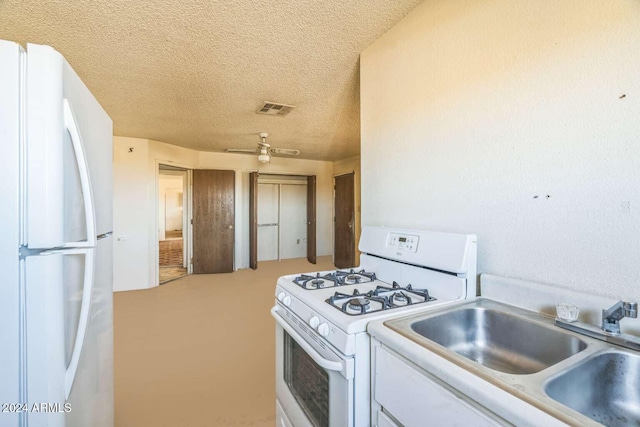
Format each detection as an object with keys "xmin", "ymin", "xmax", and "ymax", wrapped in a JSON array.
[{"xmin": 271, "ymin": 226, "xmax": 477, "ymax": 427}]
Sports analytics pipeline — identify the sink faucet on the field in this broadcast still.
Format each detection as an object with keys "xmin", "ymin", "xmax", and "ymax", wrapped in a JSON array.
[
  {"xmin": 556, "ymin": 300, "xmax": 640, "ymax": 351},
  {"xmin": 602, "ymin": 301, "xmax": 638, "ymax": 334}
]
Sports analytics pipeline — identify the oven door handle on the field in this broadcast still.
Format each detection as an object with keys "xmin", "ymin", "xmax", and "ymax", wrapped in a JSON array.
[{"xmin": 271, "ymin": 307, "xmax": 346, "ymax": 374}]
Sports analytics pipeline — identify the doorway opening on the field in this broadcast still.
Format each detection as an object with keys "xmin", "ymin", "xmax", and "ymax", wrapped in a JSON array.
[{"xmin": 158, "ymin": 165, "xmax": 190, "ymax": 283}]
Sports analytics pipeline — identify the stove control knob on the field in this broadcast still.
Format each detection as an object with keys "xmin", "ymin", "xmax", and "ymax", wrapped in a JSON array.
[
  {"xmin": 282, "ymin": 295, "xmax": 292, "ymax": 307},
  {"xmin": 317, "ymin": 323, "xmax": 330, "ymax": 337},
  {"xmin": 309, "ymin": 316, "xmax": 320, "ymax": 329},
  {"xmin": 277, "ymin": 292, "xmax": 286, "ymax": 302}
]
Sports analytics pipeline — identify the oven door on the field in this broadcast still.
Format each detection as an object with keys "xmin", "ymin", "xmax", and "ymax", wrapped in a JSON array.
[{"xmin": 272, "ymin": 306, "xmax": 354, "ymax": 427}]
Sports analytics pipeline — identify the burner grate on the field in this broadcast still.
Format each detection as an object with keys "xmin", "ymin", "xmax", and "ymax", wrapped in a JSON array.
[
  {"xmin": 292, "ymin": 269, "xmax": 376, "ymax": 290},
  {"xmin": 333, "ymin": 269, "xmax": 377, "ymax": 285},
  {"xmin": 325, "ymin": 282, "xmax": 436, "ymax": 315},
  {"xmin": 293, "ymin": 273, "xmax": 338, "ymax": 290}
]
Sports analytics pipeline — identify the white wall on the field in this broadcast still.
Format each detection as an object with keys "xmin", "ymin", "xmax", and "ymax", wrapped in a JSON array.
[
  {"xmin": 360, "ymin": 0, "xmax": 640, "ymax": 300},
  {"xmin": 113, "ymin": 137, "xmax": 150, "ymax": 292},
  {"xmin": 113, "ymin": 136, "xmax": 334, "ymax": 291}
]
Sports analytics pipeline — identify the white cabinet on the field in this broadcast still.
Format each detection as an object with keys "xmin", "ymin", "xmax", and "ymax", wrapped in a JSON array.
[
  {"xmin": 372, "ymin": 344, "xmax": 506, "ymax": 427},
  {"xmin": 276, "ymin": 399, "xmax": 294, "ymax": 427},
  {"xmin": 376, "ymin": 410, "xmax": 401, "ymax": 427}
]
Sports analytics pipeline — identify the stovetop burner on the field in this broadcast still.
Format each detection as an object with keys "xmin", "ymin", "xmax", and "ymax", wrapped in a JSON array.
[
  {"xmin": 325, "ymin": 281, "xmax": 437, "ymax": 315},
  {"xmin": 334, "ymin": 269, "xmax": 377, "ymax": 285},
  {"xmin": 292, "ymin": 269, "xmax": 377, "ymax": 290},
  {"xmin": 292, "ymin": 273, "xmax": 334, "ymax": 289},
  {"xmin": 345, "ymin": 297, "xmax": 371, "ymax": 314}
]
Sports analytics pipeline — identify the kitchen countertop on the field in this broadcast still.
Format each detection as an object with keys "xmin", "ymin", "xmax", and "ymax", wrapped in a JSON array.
[{"xmin": 367, "ymin": 273, "xmax": 640, "ymax": 427}]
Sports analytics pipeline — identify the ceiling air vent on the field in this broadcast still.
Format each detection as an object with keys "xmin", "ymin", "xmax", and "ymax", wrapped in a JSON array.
[{"xmin": 256, "ymin": 101, "xmax": 295, "ymax": 117}]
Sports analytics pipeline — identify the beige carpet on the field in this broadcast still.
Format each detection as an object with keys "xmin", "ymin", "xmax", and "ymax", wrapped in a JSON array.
[{"xmin": 114, "ymin": 256, "xmax": 335, "ymax": 427}]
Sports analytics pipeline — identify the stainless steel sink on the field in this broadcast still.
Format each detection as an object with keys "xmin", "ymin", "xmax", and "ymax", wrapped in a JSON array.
[
  {"xmin": 379, "ymin": 298, "xmax": 640, "ymax": 425},
  {"xmin": 545, "ymin": 351, "xmax": 640, "ymax": 426},
  {"xmin": 409, "ymin": 306, "xmax": 587, "ymax": 374}
]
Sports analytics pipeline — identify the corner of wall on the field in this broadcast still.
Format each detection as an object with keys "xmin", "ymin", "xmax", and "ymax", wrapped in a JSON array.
[{"xmin": 112, "ymin": 136, "xmax": 151, "ymax": 292}]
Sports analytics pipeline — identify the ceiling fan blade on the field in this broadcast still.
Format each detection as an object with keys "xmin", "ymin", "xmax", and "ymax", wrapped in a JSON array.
[
  {"xmin": 270, "ymin": 148, "xmax": 300, "ymax": 156},
  {"xmin": 225, "ymin": 148, "xmax": 259, "ymax": 153}
]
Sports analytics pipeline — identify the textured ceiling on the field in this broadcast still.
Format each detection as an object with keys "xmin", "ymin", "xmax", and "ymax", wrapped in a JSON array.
[{"xmin": 0, "ymin": 0, "xmax": 423, "ymax": 161}]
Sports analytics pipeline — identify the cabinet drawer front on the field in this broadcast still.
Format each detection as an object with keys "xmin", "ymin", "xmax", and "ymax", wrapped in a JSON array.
[
  {"xmin": 374, "ymin": 346, "xmax": 501, "ymax": 427},
  {"xmin": 377, "ymin": 410, "xmax": 401, "ymax": 427}
]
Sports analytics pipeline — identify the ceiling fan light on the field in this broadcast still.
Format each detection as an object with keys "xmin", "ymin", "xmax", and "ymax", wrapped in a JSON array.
[{"xmin": 258, "ymin": 153, "xmax": 270, "ymax": 163}]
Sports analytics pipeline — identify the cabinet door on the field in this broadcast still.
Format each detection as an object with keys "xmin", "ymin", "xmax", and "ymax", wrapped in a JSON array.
[
  {"xmin": 377, "ymin": 410, "xmax": 401, "ymax": 427},
  {"xmin": 374, "ymin": 346, "xmax": 504, "ymax": 427}
]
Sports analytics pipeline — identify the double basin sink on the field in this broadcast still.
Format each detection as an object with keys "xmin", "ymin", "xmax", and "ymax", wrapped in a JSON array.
[{"xmin": 383, "ymin": 299, "xmax": 640, "ymax": 426}]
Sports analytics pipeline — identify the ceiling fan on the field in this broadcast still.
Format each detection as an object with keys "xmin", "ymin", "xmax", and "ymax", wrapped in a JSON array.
[{"xmin": 225, "ymin": 133, "xmax": 300, "ymax": 163}]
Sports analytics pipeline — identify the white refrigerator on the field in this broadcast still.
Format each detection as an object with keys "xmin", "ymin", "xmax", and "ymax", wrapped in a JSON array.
[{"xmin": 0, "ymin": 40, "xmax": 114, "ymax": 427}]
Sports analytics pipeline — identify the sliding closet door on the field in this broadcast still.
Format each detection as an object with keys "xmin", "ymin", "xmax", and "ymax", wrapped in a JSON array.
[{"xmin": 257, "ymin": 183, "xmax": 279, "ymax": 261}]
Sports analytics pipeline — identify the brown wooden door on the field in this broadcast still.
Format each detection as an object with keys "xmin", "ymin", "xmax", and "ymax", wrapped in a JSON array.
[
  {"xmin": 306, "ymin": 175, "xmax": 316, "ymax": 264},
  {"xmin": 249, "ymin": 172, "xmax": 258, "ymax": 270},
  {"xmin": 334, "ymin": 173, "xmax": 355, "ymax": 269},
  {"xmin": 192, "ymin": 169, "xmax": 235, "ymax": 273}
]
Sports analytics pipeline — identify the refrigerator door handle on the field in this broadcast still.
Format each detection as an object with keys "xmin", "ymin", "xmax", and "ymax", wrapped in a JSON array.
[
  {"xmin": 62, "ymin": 98, "xmax": 96, "ymax": 248},
  {"xmin": 61, "ymin": 247, "xmax": 95, "ymax": 399}
]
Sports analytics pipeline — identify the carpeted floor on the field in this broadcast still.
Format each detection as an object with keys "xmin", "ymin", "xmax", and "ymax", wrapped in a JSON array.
[
  {"xmin": 159, "ymin": 238, "xmax": 187, "ymax": 283},
  {"xmin": 159, "ymin": 238, "xmax": 184, "ymax": 266},
  {"xmin": 114, "ymin": 256, "xmax": 334, "ymax": 427}
]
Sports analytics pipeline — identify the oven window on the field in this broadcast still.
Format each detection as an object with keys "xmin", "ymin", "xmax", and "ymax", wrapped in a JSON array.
[{"xmin": 284, "ymin": 331, "xmax": 329, "ymax": 427}]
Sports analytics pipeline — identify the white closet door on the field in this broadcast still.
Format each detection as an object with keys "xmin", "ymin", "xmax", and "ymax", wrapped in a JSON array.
[
  {"xmin": 280, "ymin": 184, "xmax": 307, "ymax": 259},
  {"xmin": 257, "ymin": 183, "xmax": 279, "ymax": 261}
]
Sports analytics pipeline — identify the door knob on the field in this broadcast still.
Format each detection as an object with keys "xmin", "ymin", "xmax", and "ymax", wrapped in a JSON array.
[{"xmin": 229, "ymin": 225, "xmax": 233, "ymax": 229}]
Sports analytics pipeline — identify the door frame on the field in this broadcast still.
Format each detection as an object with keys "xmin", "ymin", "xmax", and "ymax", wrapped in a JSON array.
[
  {"xmin": 155, "ymin": 161, "xmax": 193, "ymax": 286},
  {"xmin": 249, "ymin": 172, "xmax": 317, "ymax": 269}
]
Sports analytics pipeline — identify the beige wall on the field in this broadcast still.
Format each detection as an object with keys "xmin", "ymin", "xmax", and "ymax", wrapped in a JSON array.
[
  {"xmin": 113, "ymin": 136, "xmax": 334, "ymax": 291},
  {"xmin": 333, "ymin": 155, "xmax": 361, "ymax": 266},
  {"xmin": 361, "ymin": 0, "xmax": 640, "ymax": 301}
]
